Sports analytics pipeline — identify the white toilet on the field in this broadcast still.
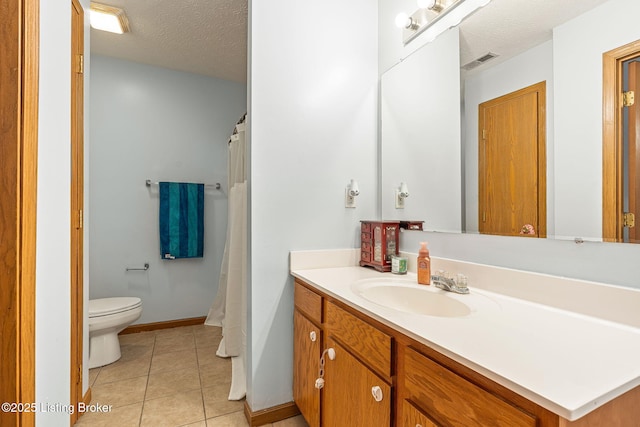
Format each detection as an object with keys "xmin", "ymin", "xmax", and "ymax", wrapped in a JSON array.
[{"xmin": 88, "ymin": 297, "xmax": 143, "ymax": 369}]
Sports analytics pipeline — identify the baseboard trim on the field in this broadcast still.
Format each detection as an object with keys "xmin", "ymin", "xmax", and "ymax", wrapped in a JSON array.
[
  {"xmin": 82, "ymin": 388, "xmax": 92, "ymax": 406},
  {"xmin": 119, "ymin": 316, "xmax": 207, "ymax": 335},
  {"xmin": 243, "ymin": 401, "xmax": 301, "ymax": 427}
]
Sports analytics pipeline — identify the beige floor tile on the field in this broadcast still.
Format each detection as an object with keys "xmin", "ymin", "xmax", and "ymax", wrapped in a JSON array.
[
  {"xmin": 180, "ymin": 421, "xmax": 207, "ymax": 427},
  {"xmin": 140, "ymin": 389, "xmax": 205, "ymax": 427},
  {"xmin": 192, "ymin": 324, "xmax": 219, "ymax": 334},
  {"xmin": 202, "ymin": 382, "xmax": 244, "ymax": 419},
  {"xmin": 196, "ymin": 346, "xmax": 221, "ymax": 367},
  {"xmin": 145, "ymin": 366, "xmax": 201, "ymax": 400},
  {"xmin": 272, "ymin": 415, "xmax": 309, "ymax": 427},
  {"xmin": 151, "ymin": 348, "xmax": 198, "ymax": 374},
  {"xmin": 154, "ymin": 326, "xmax": 196, "ymax": 337},
  {"xmin": 199, "ymin": 358, "xmax": 232, "ymax": 389},
  {"xmin": 120, "ymin": 341, "xmax": 154, "ymax": 363},
  {"xmin": 195, "ymin": 332, "xmax": 222, "ymax": 349},
  {"xmin": 120, "ymin": 331, "xmax": 156, "ymax": 345},
  {"xmin": 74, "ymin": 402, "xmax": 142, "ymax": 427},
  {"xmin": 91, "ymin": 375, "xmax": 148, "ymax": 408},
  {"xmin": 206, "ymin": 410, "xmax": 250, "ymax": 427},
  {"xmin": 95, "ymin": 357, "xmax": 151, "ymax": 385},
  {"xmin": 88, "ymin": 368, "xmax": 101, "ymax": 387},
  {"xmin": 154, "ymin": 333, "xmax": 196, "ymax": 355}
]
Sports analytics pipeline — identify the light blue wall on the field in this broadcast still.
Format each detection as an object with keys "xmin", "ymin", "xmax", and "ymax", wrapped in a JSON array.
[
  {"xmin": 89, "ymin": 55, "xmax": 246, "ymax": 323},
  {"xmin": 248, "ymin": 0, "xmax": 379, "ymax": 411}
]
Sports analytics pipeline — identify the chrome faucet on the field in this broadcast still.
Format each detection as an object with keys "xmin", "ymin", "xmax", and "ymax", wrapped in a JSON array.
[{"xmin": 431, "ymin": 273, "xmax": 469, "ymax": 294}]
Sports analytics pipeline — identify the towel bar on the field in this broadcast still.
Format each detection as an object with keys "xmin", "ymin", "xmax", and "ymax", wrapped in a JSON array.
[
  {"xmin": 146, "ymin": 179, "xmax": 221, "ymax": 190},
  {"xmin": 126, "ymin": 263, "xmax": 149, "ymax": 272}
]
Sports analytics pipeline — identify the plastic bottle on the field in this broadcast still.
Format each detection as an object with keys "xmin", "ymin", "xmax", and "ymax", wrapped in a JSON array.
[{"xmin": 417, "ymin": 242, "xmax": 431, "ymax": 285}]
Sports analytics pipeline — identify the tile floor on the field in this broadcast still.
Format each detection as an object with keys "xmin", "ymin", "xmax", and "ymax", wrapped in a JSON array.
[{"xmin": 74, "ymin": 325, "xmax": 309, "ymax": 427}]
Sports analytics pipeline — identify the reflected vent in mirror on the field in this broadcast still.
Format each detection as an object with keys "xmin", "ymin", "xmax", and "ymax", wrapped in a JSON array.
[{"xmin": 462, "ymin": 52, "xmax": 499, "ymax": 70}]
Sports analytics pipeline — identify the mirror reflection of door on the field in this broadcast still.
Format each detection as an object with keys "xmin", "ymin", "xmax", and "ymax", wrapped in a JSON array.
[
  {"xmin": 478, "ymin": 81, "xmax": 546, "ymax": 238},
  {"xmin": 623, "ymin": 58, "xmax": 640, "ymax": 243},
  {"xmin": 603, "ymin": 40, "xmax": 640, "ymax": 244}
]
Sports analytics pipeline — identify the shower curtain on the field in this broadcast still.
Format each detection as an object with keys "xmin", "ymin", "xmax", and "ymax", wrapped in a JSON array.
[{"xmin": 205, "ymin": 116, "xmax": 247, "ymax": 400}]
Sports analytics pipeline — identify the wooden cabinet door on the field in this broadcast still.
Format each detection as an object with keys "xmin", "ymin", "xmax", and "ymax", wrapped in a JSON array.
[
  {"xmin": 293, "ymin": 311, "xmax": 321, "ymax": 427},
  {"xmin": 402, "ymin": 400, "xmax": 440, "ymax": 427},
  {"xmin": 324, "ymin": 339, "xmax": 391, "ymax": 427}
]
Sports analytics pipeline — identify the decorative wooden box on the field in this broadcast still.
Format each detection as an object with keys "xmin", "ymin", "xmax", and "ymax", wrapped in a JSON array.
[{"xmin": 360, "ymin": 220, "xmax": 400, "ymax": 272}]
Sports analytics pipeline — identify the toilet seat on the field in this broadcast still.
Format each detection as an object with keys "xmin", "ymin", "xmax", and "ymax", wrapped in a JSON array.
[{"xmin": 89, "ymin": 297, "xmax": 142, "ymax": 318}]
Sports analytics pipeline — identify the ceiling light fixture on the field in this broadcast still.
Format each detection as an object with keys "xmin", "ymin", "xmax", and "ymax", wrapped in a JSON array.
[
  {"xmin": 90, "ymin": 2, "xmax": 130, "ymax": 34},
  {"xmin": 396, "ymin": 0, "xmax": 492, "ymax": 45}
]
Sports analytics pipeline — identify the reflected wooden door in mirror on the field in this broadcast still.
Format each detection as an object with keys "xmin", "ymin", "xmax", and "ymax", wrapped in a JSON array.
[{"xmin": 478, "ymin": 81, "xmax": 546, "ymax": 238}]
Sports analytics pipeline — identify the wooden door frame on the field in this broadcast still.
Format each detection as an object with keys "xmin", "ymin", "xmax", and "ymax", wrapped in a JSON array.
[
  {"xmin": 0, "ymin": 0, "xmax": 39, "ymax": 426},
  {"xmin": 603, "ymin": 39, "xmax": 640, "ymax": 242},
  {"xmin": 70, "ymin": 0, "xmax": 86, "ymax": 423},
  {"xmin": 478, "ymin": 81, "xmax": 547, "ymax": 238}
]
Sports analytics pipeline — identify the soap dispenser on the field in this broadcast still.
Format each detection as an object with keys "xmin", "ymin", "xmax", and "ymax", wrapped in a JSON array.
[{"xmin": 417, "ymin": 242, "xmax": 431, "ymax": 285}]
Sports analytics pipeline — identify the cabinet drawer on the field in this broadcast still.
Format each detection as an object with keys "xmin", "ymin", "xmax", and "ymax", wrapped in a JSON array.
[
  {"xmin": 294, "ymin": 281, "xmax": 322, "ymax": 324},
  {"xmin": 402, "ymin": 400, "xmax": 439, "ymax": 427},
  {"xmin": 361, "ymin": 249, "xmax": 372, "ymax": 263},
  {"xmin": 326, "ymin": 301, "xmax": 392, "ymax": 377},
  {"xmin": 404, "ymin": 347, "xmax": 536, "ymax": 427}
]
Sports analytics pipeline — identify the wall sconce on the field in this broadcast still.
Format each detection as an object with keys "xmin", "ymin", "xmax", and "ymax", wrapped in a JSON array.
[
  {"xmin": 395, "ymin": 0, "xmax": 492, "ymax": 45},
  {"xmin": 396, "ymin": 182, "xmax": 409, "ymax": 209},
  {"xmin": 345, "ymin": 179, "xmax": 359, "ymax": 209}
]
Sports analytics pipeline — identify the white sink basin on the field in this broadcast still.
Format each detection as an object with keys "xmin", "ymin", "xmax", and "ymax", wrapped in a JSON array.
[{"xmin": 351, "ymin": 277, "xmax": 495, "ymax": 318}]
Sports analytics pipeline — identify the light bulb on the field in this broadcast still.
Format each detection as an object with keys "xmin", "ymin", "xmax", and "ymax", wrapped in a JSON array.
[
  {"xmin": 395, "ymin": 12, "xmax": 411, "ymax": 29},
  {"xmin": 417, "ymin": 0, "xmax": 444, "ymax": 12}
]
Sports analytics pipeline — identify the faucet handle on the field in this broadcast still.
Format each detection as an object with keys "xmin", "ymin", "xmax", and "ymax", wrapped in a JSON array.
[{"xmin": 455, "ymin": 274, "xmax": 468, "ymax": 288}]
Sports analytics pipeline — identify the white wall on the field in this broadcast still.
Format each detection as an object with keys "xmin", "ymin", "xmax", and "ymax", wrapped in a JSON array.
[
  {"xmin": 248, "ymin": 0, "xmax": 378, "ymax": 411},
  {"xmin": 464, "ymin": 40, "xmax": 554, "ymax": 234},
  {"xmin": 36, "ymin": 0, "xmax": 90, "ymax": 424},
  {"xmin": 554, "ymin": 0, "xmax": 640, "ymax": 240},
  {"xmin": 90, "ymin": 55, "xmax": 246, "ymax": 324}
]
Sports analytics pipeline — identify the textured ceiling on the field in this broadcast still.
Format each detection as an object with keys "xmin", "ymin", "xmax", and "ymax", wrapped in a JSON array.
[
  {"xmin": 90, "ymin": 0, "xmax": 248, "ymax": 83},
  {"xmin": 90, "ymin": 0, "xmax": 604, "ymax": 83},
  {"xmin": 459, "ymin": 0, "xmax": 604, "ymax": 74}
]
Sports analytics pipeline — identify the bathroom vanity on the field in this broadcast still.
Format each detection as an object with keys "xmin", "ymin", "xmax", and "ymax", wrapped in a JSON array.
[{"xmin": 291, "ymin": 249, "xmax": 640, "ymax": 427}]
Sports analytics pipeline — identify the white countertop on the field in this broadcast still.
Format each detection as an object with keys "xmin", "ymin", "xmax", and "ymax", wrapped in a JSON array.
[{"xmin": 290, "ymin": 259, "xmax": 640, "ymax": 421}]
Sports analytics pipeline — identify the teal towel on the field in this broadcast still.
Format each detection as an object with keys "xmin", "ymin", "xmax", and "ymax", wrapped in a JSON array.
[{"xmin": 159, "ymin": 182, "xmax": 204, "ymax": 259}]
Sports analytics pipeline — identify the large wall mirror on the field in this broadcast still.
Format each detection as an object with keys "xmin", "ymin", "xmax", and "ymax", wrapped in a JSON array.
[{"xmin": 381, "ymin": 0, "xmax": 640, "ymax": 243}]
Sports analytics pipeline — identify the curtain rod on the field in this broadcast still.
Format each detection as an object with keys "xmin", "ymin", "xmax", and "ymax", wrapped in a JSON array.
[{"xmin": 146, "ymin": 179, "xmax": 221, "ymax": 190}]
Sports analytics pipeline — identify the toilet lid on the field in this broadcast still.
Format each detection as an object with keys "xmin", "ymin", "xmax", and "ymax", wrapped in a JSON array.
[{"xmin": 89, "ymin": 297, "xmax": 142, "ymax": 317}]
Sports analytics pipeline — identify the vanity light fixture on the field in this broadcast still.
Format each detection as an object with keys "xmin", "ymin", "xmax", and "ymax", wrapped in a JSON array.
[
  {"xmin": 90, "ymin": 2, "xmax": 130, "ymax": 34},
  {"xmin": 396, "ymin": 182, "xmax": 409, "ymax": 209},
  {"xmin": 345, "ymin": 179, "xmax": 360, "ymax": 209},
  {"xmin": 396, "ymin": 0, "xmax": 492, "ymax": 45}
]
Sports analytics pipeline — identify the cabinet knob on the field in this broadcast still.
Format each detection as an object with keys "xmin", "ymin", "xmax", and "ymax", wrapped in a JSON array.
[
  {"xmin": 309, "ymin": 331, "xmax": 317, "ymax": 342},
  {"xmin": 416, "ymin": 425, "xmax": 423, "ymax": 427},
  {"xmin": 371, "ymin": 385, "xmax": 383, "ymax": 402}
]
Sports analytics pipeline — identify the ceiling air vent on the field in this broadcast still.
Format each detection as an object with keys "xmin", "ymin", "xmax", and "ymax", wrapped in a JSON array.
[{"xmin": 462, "ymin": 52, "xmax": 499, "ymax": 70}]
